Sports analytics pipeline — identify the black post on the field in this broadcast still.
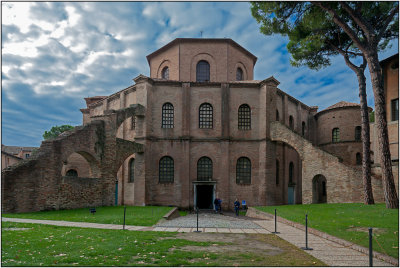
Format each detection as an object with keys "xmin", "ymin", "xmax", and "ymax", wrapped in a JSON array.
[
  {"xmin": 272, "ymin": 208, "xmax": 280, "ymax": 234},
  {"xmin": 301, "ymin": 214, "xmax": 313, "ymax": 250},
  {"xmin": 123, "ymin": 206, "xmax": 126, "ymax": 230},
  {"xmin": 194, "ymin": 207, "xmax": 202, "ymax": 232},
  {"xmin": 369, "ymin": 227, "xmax": 373, "ymax": 267}
]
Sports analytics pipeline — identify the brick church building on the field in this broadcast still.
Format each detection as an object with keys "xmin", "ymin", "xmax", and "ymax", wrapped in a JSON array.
[{"xmin": 2, "ymin": 38, "xmax": 398, "ymax": 212}]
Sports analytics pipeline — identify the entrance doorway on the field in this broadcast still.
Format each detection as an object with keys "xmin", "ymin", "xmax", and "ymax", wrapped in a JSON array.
[
  {"xmin": 288, "ymin": 186, "xmax": 295, "ymax": 204},
  {"xmin": 196, "ymin": 185, "xmax": 214, "ymax": 209},
  {"xmin": 312, "ymin": 174, "xmax": 327, "ymax": 203}
]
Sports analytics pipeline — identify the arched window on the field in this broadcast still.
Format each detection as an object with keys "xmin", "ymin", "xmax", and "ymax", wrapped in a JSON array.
[
  {"xmin": 238, "ymin": 104, "xmax": 251, "ymax": 130},
  {"xmin": 129, "ymin": 158, "xmax": 135, "ymax": 183},
  {"xmin": 131, "ymin": 116, "xmax": 136, "ymax": 130},
  {"xmin": 236, "ymin": 67, "xmax": 243, "ymax": 81},
  {"xmin": 356, "ymin": 153, "xmax": 362, "ymax": 165},
  {"xmin": 66, "ymin": 169, "xmax": 78, "ymax": 177},
  {"xmin": 162, "ymin": 103, "xmax": 174, "ymax": 128},
  {"xmin": 197, "ymin": 157, "xmax": 213, "ymax": 181},
  {"xmin": 236, "ymin": 157, "xmax": 251, "ymax": 184},
  {"xmin": 276, "ymin": 110, "xmax": 279, "ymax": 121},
  {"xmin": 289, "ymin": 116, "xmax": 294, "ymax": 129},
  {"xmin": 196, "ymin": 60, "xmax": 210, "ymax": 82},
  {"xmin": 302, "ymin": 122, "xmax": 306, "ymax": 137},
  {"xmin": 355, "ymin": 126, "xmax": 361, "ymax": 141},
  {"xmin": 332, "ymin": 128, "xmax": 340, "ymax": 142},
  {"xmin": 161, "ymin": 66, "xmax": 169, "ymax": 79},
  {"xmin": 276, "ymin": 159, "xmax": 280, "ymax": 185},
  {"xmin": 199, "ymin": 103, "xmax": 213, "ymax": 128},
  {"xmin": 159, "ymin": 156, "xmax": 174, "ymax": 183},
  {"xmin": 289, "ymin": 162, "xmax": 294, "ymax": 184}
]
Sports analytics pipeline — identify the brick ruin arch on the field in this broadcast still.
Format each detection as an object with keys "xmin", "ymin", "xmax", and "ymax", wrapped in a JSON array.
[
  {"xmin": 269, "ymin": 121, "xmax": 385, "ymax": 204},
  {"xmin": 1, "ymin": 104, "xmax": 145, "ymax": 213}
]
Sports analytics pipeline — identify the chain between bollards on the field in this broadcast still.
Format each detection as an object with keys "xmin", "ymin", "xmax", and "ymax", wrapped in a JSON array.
[
  {"xmin": 369, "ymin": 227, "xmax": 373, "ymax": 267},
  {"xmin": 193, "ymin": 206, "xmax": 202, "ymax": 232},
  {"xmin": 301, "ymin": 213, "xmax": 313, "ymax": 250},
  {"xmin": 123, "ymin": 205, "xmax": 126, "ymax": 230},
  {"xmin": 272, "ymin": 208, "xmax": 280, "ymax": 234}
]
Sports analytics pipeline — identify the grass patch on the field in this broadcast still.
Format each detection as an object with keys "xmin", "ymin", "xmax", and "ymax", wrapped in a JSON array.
[
  {"xmin": 256, "ymin": 203, "xmax": 399, "ymax": 258},
  {"xmin": 2, "ymin": 206, "xmax": 172, "ymax": 226},
  {"xmin": 1, "ymin": 222, "xmax": 325, "ymax": 266}
]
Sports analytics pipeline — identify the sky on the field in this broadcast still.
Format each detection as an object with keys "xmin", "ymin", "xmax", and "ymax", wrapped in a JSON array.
[{"xmin": 2, "ymin": 2, "xmax": 398, "ymax": 147}]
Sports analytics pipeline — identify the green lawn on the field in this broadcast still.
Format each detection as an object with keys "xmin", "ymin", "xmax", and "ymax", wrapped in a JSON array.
[
  {"xmin": 255, "ymin": 203, "xmax": 399, "ymax": 258},
  {"xmin": 2, "ymin": 206, "xmax": 173, "ymax": 226},
  {"xmin": 1, "ymin": 222, "xmax": 325, "ymax": 266}
]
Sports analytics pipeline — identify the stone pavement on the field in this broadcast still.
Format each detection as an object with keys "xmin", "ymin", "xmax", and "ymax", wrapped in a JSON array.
[{"xmin": 2, "ymin": 214, "xmax": 395, "ymax": 267}]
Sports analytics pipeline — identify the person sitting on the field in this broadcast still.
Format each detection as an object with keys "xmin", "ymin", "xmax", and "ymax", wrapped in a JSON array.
[{"xmin": 234, "ymin": 198, "xmax": 240, "ymax": 216}]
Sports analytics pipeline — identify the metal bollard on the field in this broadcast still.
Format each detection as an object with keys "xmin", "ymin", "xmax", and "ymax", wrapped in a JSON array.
[
  {"xmin": 272, "ymin": 208, "xmax": 280, "ymax": 234},
  {"xmin": 369, "ymin": 228, "xmax": 373, "ymax": 267},
  {"xmin": 194, "ymin": 207, "xmax": 202, "ymax": 232},
  {"xmin": 123, "ymin": 206, "xmax": 126, "ymax": 230},
  {"xmin": 301, "ymin": 214, "xmax": 313, "ymax": 250}
]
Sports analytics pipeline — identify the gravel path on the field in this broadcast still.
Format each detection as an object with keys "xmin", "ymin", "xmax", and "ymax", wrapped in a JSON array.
[{"xmin": 155, "ymin": 212, "xmax": 262, "ymax": 229}]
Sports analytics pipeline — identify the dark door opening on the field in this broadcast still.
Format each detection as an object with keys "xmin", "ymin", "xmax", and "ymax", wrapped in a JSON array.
[{"xmin": 196, "ymin": 185, "xmax": 213, "ymax": 209}]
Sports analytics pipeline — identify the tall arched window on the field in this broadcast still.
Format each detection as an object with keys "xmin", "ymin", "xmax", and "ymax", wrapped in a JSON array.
[
  {"xmin": 238, "ymin": 104, "xmax": 251, "ymax": 130},
  {"xmin": 197, "ymin": 157, "xmax": 213, "ymax": 181},
  {"xmin": 302, "ymin": 122, "xmax": 306, "ymax": 137},
  {"xmin": 276, "ymin": 110, "xmax": 279, "ymax": 121},
  {"xmin": 356, "ymin": 153, "xmax": 362, "ymax": 165},
  {"xmin": 66, "ymin": 169, "xmax": 78, "ymax": 177},
  {"xmin": 161, "ymin": 66, "xmax": 169, "ymax": 79},
  {"xmin": 236, "ymin": 157, "xmax": 251, "ymax": 184},
  {"xmin": 332, "ymin": 128, "xmax": 340, "ymax": 142},
  {"xmin": 196, "ymin": 60, "xmax": 210, "ymax": 82},
  {"xmin": 355, "ymin": 126, "xmax": 361, "ymax": 141},
  {"xmin": 162, "ymin": 102, "xmax": 174, "ymax": 128},
  {"xmin": 289, "ymin": 116, "xmax": 294, "ymax": 129},
  {"xmin": 159, "ymin": 156, "xmax": 174, "ymax": 183},
  {"xmin": 199, "ymin": 103, "xmax": 213, "ymax": 128},
  {"xmin": 236, "ymin": 67, "xmax": 243, "ymax": 81},
  {"xmin": 289, "ymin": 162, "xmax": 294, "ymax": 184},
  {"xmin": 276, "ymin": 159, "xmax": 280, "ymax": 185},
  {"xmin": 129, "ymin": 158, "xmax": 135, "ymax": 183}
]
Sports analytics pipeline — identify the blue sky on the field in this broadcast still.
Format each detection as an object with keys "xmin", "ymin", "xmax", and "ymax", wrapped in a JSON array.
[{"xmin": 2, "ymin": 2, "xmax": 398, "ymax": 147}]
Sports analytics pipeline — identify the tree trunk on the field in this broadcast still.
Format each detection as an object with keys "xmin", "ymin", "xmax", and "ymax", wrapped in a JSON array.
[
  {"xmin": 365, "ymin": 49, "xmax": 399, "ymax": 209},
  {"xmin": 355, "ymin": 70, "xmax": 375, "ymax": 204}
]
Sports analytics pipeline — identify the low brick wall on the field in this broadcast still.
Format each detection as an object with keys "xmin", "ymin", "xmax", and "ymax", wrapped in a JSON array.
[{"xmin": 249, "ymin": 208, "xmax": 398, "ymax": 266}]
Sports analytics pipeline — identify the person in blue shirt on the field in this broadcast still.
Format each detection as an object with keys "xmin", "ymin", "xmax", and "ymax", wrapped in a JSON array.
[{"xmin": 234, "ymin": 198, "xmax": 240, "ymax": 216}]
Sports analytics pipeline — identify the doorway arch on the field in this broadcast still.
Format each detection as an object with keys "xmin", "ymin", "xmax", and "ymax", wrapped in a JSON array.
[{"xmin": 312, "ymin": 174, "xmax": 327, "ymax": 203}]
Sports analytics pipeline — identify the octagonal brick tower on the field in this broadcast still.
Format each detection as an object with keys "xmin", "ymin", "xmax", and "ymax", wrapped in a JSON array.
[{"xmin": 146, "ymin": 38, "xmax": 257, "ymax": 82}]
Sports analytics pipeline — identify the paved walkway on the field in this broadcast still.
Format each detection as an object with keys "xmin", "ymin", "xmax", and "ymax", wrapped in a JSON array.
[{"xmin": 2, "ymin": 214, "xmax": 395, "ymax": 267}]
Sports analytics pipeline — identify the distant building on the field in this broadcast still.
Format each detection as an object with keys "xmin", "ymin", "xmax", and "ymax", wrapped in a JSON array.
[{"xmin": 1, "ymin": 145, "xmax": 37, "ymax": 170}]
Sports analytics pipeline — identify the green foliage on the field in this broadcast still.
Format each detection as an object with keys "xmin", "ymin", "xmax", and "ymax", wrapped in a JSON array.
[
  {"xmin": 256, "ymin": 203, "xmax": 399, "ymax": 258},
  {"xmin": 42, "ymin": 125, "xmax": 75, "ymax": 140},
  {"xmin": 3, "ymin": 206, "xmax": 173, "ymax": 227},
  {"xmin": 369, "ymin": 111, "xmax": 375, "ymax": 123}
]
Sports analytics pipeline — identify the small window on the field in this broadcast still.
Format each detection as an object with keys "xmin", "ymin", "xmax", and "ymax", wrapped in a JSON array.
[
  {"xmin": 196, "ymin": 60, "xmax": 210, "ymax": 82},
  {"xmin": 236, "ymin": 157, "xmax": 251, "ymax": 184},
  {"xmin": 66, "ymin": 169, "xmax": 78, "ymax": 177},
  {"xmin": 392, "ymin": 98, "xmax": 399, "ymax": 121},
  {"xmin": 332, "ymin": 128, "xmax": 340, "ymax": 143},
  {"xmin": 131, "ymin": 116, "xmax": 136, "ymax": 130},
  {"xmin": 161, "ymin": 66, "xmax": 169, "ymax": 79},
  {"xmin": 129, "ymin": 158, "xmax": 135, "ymax": 183},
  {"xmin": 162, "ymin": 103, "xmax": 174, "ymax": 128},
  {"xmin": 289, "ymin": 162, "xmax": 294, "ymax": 184},
  {"xmin": 159, "ymin": 156, "xmax": 174, "ymax": 183},
  {"xmin": 276, "ymin": 159, "xmax": 279, "ymax": 185},
  {"xmin": 236, "ymin": 67, "xmax": 243, "ymax": 81},
  {"xmin": 289, "ymin": 116, "xmax": 294, "ymax": 129},
  {"xmin": 197, "ymin": 157, "xmax": 213, "ymax": 181},
  {"xmin": 356, "ymin": 153, "xmax": 362, "ymax": 165},
  {"xmin": 302, "ymin": 122, "xmax": 306, "ymax": 137},
  {"xmin": 238, "ymin": 104, "xmax": 251, "ymax": 130},
  {"xmin": 355, "ymin": 126, "xmax": 361, "ymax": 141},
  {"xmin": 276, "ymin": 110, "xmax": 279, "ymax": 121},
  {"xmin": 25, "ymin": 153, "xmax": 30, "ymax": 158},
  {"xmin": 199, "ymin": 103, "xmax": 213, "ymax": 129}
]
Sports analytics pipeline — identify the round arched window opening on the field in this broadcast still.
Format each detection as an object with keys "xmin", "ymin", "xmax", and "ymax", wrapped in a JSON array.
[
  {"xmin": 162, "ymin": 67, "xmax": 169, "ymax": 79},
  {"xmin": 196, "ymin": 60, "xmax": 210, "ymax": 82},
  {"xmin": 66, "ymin": 169, "xmax": 78, "ymax": 177},
  {"xmin": 236, "ymin": 67, "xmax": 243, "ymax": 81}
]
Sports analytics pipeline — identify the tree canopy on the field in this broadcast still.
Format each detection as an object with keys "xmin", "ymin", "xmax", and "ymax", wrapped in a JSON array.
[{"xmin": 43, "ymin": 125, "xmax": 75, "ymax": 140}]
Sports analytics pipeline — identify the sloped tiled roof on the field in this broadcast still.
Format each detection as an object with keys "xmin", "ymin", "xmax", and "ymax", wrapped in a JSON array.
[{"xmin": 2, "ymin": 146, "xmax": 38, "ymax": 155}]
